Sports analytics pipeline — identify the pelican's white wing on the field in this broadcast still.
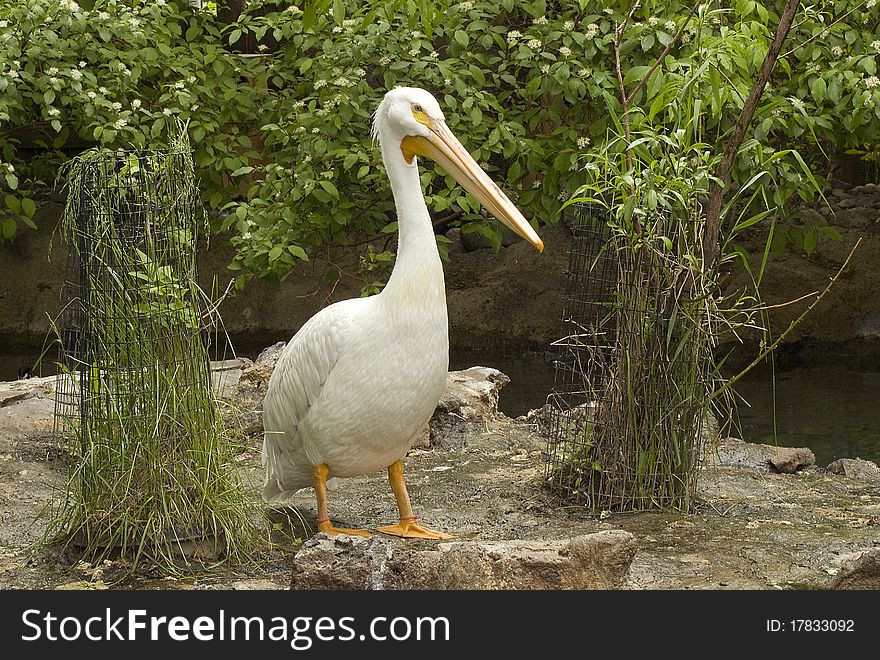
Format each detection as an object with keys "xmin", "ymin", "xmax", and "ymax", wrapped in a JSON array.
[{"xmin": 260, "ymin": 299, "xmax": 358, "ymax": 501}]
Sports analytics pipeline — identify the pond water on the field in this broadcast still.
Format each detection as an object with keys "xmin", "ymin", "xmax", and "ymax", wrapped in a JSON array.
[
  {"xmin": 4, "ymin": 344, "xmax": 878, "ymax": 466},
  {"xmin": 450, "ymin": 347, "xmax": 880, "ymax": 467}
]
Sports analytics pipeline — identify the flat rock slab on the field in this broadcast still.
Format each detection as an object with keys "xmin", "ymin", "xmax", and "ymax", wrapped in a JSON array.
[
  {"xmin": 705, "ymin": 437, "xmax": 815, "ymax": 473},
  {"xmin": 291, "ymin": 530, "xmax": 637, "ymax": 590}
]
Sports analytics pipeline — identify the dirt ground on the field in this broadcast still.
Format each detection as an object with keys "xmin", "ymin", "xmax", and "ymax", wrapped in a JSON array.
[{"xmin": 1, "ymin": 374, "xmax": 877, "ymax": 591}]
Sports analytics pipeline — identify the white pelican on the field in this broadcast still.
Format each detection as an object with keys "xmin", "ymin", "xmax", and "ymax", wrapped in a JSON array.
[{"xmin": 261, "ymin": 87, "xmax": 543, "ymax": 539}]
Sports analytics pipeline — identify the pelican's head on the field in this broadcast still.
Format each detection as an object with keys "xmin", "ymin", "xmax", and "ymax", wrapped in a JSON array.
[{"xmin": 373, "ymin": 87, "xmax": 544, "ymax": 252}]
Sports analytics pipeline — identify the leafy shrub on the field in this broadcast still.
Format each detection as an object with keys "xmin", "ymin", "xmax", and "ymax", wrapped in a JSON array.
[{"xmin": 1, "ymin": 0, "xmax": 878, "ymax": 282}]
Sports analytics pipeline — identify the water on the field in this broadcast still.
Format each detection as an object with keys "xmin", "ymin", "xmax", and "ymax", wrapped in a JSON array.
[
  {"xmin": 449, "ymin": 347, "xmax": 880, "ymax": 466},
  {"xmin": 4, "ymin": 344, "xmax": 878, "ymax": 465}
]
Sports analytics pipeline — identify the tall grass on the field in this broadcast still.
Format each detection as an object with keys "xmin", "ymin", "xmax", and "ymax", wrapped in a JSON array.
[{"xmin": 45, "ymin": 127, "xmax": 262, "ymax": 571}]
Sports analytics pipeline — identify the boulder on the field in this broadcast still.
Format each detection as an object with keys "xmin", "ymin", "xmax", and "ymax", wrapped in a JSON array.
[
  {"xmin": 428, "ymin": 367, "xmax": 510, "ymax": 450},
  {"xmin": 826, "ymin": 457, "xmax": 880, "ymax": 481},
  {"xmin": 290, "ymin": 530, "xmax": 637, "ymax": 590},
  {"xmin": 229, "ymin": 342, "xmax": 286, "ymax": 436},
  {"xmin": 704, "ymin": 437, "xmax": 815, "ymax": 473},
  {"xmin": 831, "ymin": 548, "xmax": 880, "ymax": 590}
]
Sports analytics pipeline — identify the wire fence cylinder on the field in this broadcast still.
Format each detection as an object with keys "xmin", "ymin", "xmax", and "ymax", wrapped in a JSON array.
[
  {"xmin": 545, "ymin": 203, "xmax": 709, "ymax": 512},
  {"xmin": 49, "ymin": 135, "xmax": 242, "ymax": 561}
]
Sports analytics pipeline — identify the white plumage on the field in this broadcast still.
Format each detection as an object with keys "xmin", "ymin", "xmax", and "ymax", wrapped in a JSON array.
[{"xmin": 260, "ymin": 87, "xmax": 542, "ymax": 538}]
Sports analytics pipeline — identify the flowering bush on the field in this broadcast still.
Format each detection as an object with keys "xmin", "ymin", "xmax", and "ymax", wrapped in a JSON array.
[{"xmin": 1, "ymin": 1, "xmax": 878, "ymax": 282}]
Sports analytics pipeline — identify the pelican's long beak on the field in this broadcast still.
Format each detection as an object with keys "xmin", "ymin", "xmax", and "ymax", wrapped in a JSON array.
[{"xmin": 402, "ymin": 122, "xmax": 544, "ymax": 252}]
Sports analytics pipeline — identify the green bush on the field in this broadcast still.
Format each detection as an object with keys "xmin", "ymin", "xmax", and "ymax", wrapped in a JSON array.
[{"xmin": 1, "ymin": 1, "xmax": 878, "ymax": 282}]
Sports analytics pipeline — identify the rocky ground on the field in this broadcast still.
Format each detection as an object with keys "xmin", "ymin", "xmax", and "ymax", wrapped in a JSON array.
[{"xmin": 0, "ymin": 361, "xmax": 878, "ymax": 591}]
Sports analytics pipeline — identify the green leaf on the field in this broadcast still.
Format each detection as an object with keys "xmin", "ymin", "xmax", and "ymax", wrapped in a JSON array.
[
  {"xmin": 454, "ymin": 30, "xmax": 469, "ymax": 47},
  {"xmin": 288, "ymin": 244, "xmax": 309, "ymax": 260},
  {"xmin": 268, "ymin": 245, "xmax": 283, "ymax": 262},
  {"xmin": 809, "ymin": 77, "xmax": 826, "ymax": 104},
  {"xmin": 318, "ymin": 179, "xmax": 339, "ymax": 197},
  {"xmin": 803, "ymin": 229, "xmax": 818, "ymax": 255},
  {"xmin": 5, "ymin": 195, "xmax": 21, "ymax": 214},
  {"xmin": 231, "ymin": 166, "xmax": 255, "ymax": 176},
  {"xmin": 5, "ymin": 174, "xmax": 18, "ymax": 190},
  {"xmin": 21, "ymin": 198, "xmax": 36, "ymax": 218}
]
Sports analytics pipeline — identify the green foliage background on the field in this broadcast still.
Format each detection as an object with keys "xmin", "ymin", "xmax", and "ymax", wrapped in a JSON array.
[{"xmin": 1, "ymin": 0, "xmax": 878, "ymax": 283}]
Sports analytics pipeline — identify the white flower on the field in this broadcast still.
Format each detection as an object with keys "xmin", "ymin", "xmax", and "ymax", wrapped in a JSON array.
[
  {"xmin": 174, "ymin": 80, "xmax": 185, "ymax": 90},
  {"xmin": 241, "ymin": 232, "xmax": 252, "ymax": 240},
  {"xmin": 315, "ymin": 79, "xmax": 327, "ymax": 88},
  {"xmin": 157, "ymin": 0, "xmax": 166, "ymax": 5},
  {"xmin": 772, "ymin": 107, "xmax": 783, "ymax": 117},
  {"xmin": 868, "ymin": 0, "xmax": 877, "ymax": 7},
  {"xmin": 664, "ymin": 20, "xmax": 676, "ymax": 31},
  {"xmin": 559, "ymin": 46, "xmax": 571, "ymax": 57},
  {"xmin": 648, "ymin": 17, "xmax": 659, "ymax": 26},
  {"xmin": 563, "ymin": 20, "xmax": 574, "ymax": 30},
  {"xmin": 584, "ymin": 163, "xmax": 599, "ymax": 172},
  {"xmin": 429, "ymin": 50, "xmax": 438, "ymax": 59},
  {"xmin": 0, "ymin": 20, "xmax": 7, "ymax": 28},
  {"xmin": 99, "ymin": 86, "xmax": 108, "ymax": 94},
  {"xmin": 311, "ymin": 127, "xmax": 320, "ymax": 133},
  {"xmin": 333, "ymin": 76, "xmax": 352, "ymax": 87},
  {"xmin": 577, "ymin": 68, "xmax": 591, "ymax": 78},
  {"xmin": 49, "ymin": 77, "xmax": 59, "ymax": 85},
  {"xmin": 379, "ymin": 55, "xmax": 392, "ymax": 65},
  {"xmin": 352, "ymin": 67, "xmax": 365, "ymax": 78},
  {"xmin": 412, "ymin": 30, "xmax": 423, "ymax": 38},
  {"xmin": 789, "ymin": 97, "xmax": 805, "ymax": 110},
  {"xmin": 408, "ymin": 48, "xmax": 419, "ymax": 57},
  {"xmin": 117, "ymin": 62, "xmax": 127, "ymax": 71},
  {"xmin": 111, "ymin": 101, "xmax": 122, "ymax": 111},
  {"xmin": 79, "ymin": 60, "xmax": 87, "ymax": 68},
  {"xmin": 114, "ymin": 118, "xmax": 128, "ymax": 129},
  {"xmin": 577, "ymin": 136, "xmax": 590, "ymax": 149},
  {"xmin": 7, "ymin": 70, "xmax": 19, "ymax": 79},
  {"xmin": 188, "ymin": 75, "xmax": 197, "ymax": 84},
  {"xmin": 603, "ymin": 7, "xmax": 613, "ymax": 14},
  {"xmin": 98, "ymin": 11, "xmax": 109, "ymax": 20},
  {"xmin": 332, "ymin": 26, "xmax": 343, "ymax": 33},
  {"xmin": 585, "ymin": 23, "xmax": 599, "ymax": 38},
  {"xmin": 343, "ymin": 18, "xmax": 356, "ymax": 28},
  {"xmin": 444, "ymin": 78, "xmax": 452, "ymax": 85},
  {"xmin": 831, "ymin": 45, "xmax": 843, "ymax": 57},
  {"xmin": 131, "ymin": 99, "xmax": 142, "ymax": 109},
  {"xmin": 69, "ymin": 69, "xmax": 82, "ymax": 80},
  {"xmin": 162, "ymin": 108, "xmax": 172, "ymax": 116},
  {"xmin": 48, "ymin": 67, "xmax": 59, "ymax": 76},
  {"xmin": 295, "ymin": 126, "xmax": 306, "ymax": 134},
  {"xmin": 129, "ymin": 18, "xmax": 140, "ymax": 29},
  {"xmin": 292, "ymin": 99, "xmax": 305, "ymax": 110},
  {"xmin": 540, "ymin": 64, "xmax": 550, "ymax": 73},
  {"xmin": 47, "ymin": 107, "xmax": 60, "ymax": 117},
  {"xmin": 872, "ymin": 40, "xmax": 880, "ymax": 53},
  {"xmin": 458, "ymin": 1, "xmax": 473, "ymax": 10},
  {"xmin": 533, "ymin": 16, "xmax": 548, "ymax": 25},
  {"xmin": 866, "ymin": 76, "xmax": 880, "ymax": 89},
  {"xmin": 87, "ymin": 91, "xmax": 97, "ymax": 99},
  {"xmin": 506, "ymin": 30, "xmax": 521, "ymax": 44},
  {"xmin": 527, "ymin": 38, "xmax": 542, "ymax": 49}
]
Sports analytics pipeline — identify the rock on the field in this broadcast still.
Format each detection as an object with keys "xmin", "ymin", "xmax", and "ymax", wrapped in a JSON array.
[
  {"xmin": 229, "ymin": 343, "xmax": 287, "ymax": 436},
  {"xmin": 429, "ymin": 367, "xmax": 510, "ymax": 449},
  {"xmin": 826, "ymin": 457, "xmax": 880, "ymax": 481},
  {"xmin": 290, "ymin": 530, "xmax": 637, "ymax": 590},
  {"xmin": 768, "ymin": 447, "xmax": 816, "ymax": 474},
  {"xmin": 838, "ymin": 198, "xmax": 856, "ymax": 209},
  {"xmin": 704, "ymin": 437, "xmax": 815, "ymax": 473},
  {"xmin": 831, "ymin": 548, "xmax": 880, "ymax": 590}
]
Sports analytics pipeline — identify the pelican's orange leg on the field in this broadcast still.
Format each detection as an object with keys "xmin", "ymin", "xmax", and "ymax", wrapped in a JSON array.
[
  {"xmin": 313, "ymin": 463, "xmax": 371, "ymax": 537},
  {"xmin": 377, "ymin": 460, "xmax": 453, "ymax": 540}
]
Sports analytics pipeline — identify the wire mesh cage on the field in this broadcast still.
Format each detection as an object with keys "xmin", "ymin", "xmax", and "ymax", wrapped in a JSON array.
[
  {"xmin": 544, "ymin": 203, "xmax": 710, "ymax": 512},
  {"xmin": 49, "ymin": 130, "xmax": 251, "ymax": 562}
]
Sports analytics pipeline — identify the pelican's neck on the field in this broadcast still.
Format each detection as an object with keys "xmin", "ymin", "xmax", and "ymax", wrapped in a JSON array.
[{"xmin": 379, "ymin": 137, "xmax": 445, "ymax": 306}]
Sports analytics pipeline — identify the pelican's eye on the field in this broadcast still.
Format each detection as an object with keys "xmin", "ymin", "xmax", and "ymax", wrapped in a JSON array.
[{"xmin": 413, "ymin": 104, "xmax": 424, "ymax": 113}]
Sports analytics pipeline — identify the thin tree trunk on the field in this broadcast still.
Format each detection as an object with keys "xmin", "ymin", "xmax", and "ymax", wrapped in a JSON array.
[{"xmin": 701, "ymin": 0, "xmax": 801, "ymax": 267}]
